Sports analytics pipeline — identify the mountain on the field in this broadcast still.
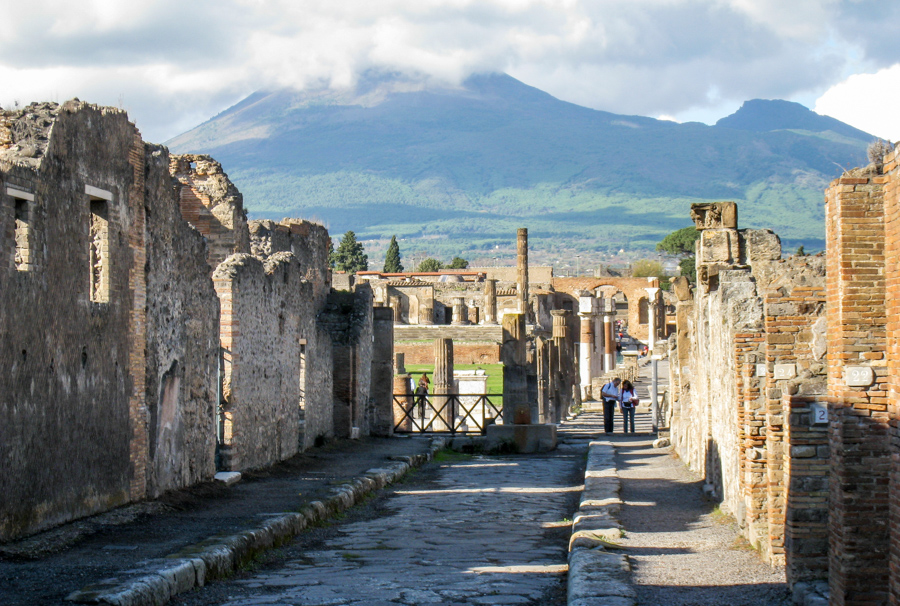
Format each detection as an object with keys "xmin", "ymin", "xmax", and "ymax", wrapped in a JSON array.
[{"xmin": 167, "ymin": 73, "xmax": 872, "ymax": 262}]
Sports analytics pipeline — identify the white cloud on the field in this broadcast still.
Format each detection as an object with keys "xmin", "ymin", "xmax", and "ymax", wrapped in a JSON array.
[
  {"xmin": 0, "ymin": 0, "xmax": 897, "ymax": 141},
  {"xmin": 815, "ymin": 65, "xmax": 900, "ymax": 141}
]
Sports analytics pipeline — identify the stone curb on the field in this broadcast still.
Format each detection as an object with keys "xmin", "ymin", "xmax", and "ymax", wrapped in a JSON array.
[
  {"xmin": 567, "ymin": 440, "xmax": 636, "ymax": 606},
  {"xmin": 65, "ymin": 438, "xmax": 446, "ymax": 606}
]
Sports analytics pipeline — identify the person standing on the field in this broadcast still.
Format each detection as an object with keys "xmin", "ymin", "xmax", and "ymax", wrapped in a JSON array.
[
  {"xmin": 599, "ymin": 378, "xmax": 621, "ymax": 434},
  {"xmin": 620, "ymin": 380, "xmax": 638, "ymax": 434}
]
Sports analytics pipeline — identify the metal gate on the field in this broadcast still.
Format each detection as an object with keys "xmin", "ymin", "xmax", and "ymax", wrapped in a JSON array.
[{"xmin": 392, "ymin": 393, "xmax": 503, "ymax": 435}]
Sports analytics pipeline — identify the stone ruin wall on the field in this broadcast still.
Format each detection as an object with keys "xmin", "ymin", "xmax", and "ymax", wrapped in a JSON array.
[
  {"xmin": 143, "ymin": 143, "xmax": 220, "ymax": 497},
  {"xmin": 170, "ymin": 154, "xmax": 249, "ymax": 270},
  {"xmin": 669, "ymin": 202, "xmax": 830, "ymax": 583},
  {"xmin": 0, "ymin": 100, "xmax": 391, "ymax": 541}
]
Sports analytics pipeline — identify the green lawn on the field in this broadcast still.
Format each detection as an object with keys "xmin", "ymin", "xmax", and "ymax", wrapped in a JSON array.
[{"xmin": 406, "ymin": 363, "xmax": 504, "ymax": 396}]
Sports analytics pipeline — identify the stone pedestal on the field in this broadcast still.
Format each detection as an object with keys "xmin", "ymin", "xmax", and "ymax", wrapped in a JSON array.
[{"xmin": 485, "ymin": 424, "xmax": 556, "ymax": 453}]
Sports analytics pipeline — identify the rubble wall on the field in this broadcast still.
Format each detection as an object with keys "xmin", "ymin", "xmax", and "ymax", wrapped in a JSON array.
[
  {"xmin": 886, "ymin": 148, "xmax": 900, "ymax": 604},
  {"xmin": 213, "ymin": 253, "xmax": 309, "ymax": 471},
  {"xmin": 143, "ymin": 144, "xmax": 220, "ymax": 496},
  {"xmin": 0, "ymin": 102, "xmax": 146, "ymax": 540}
]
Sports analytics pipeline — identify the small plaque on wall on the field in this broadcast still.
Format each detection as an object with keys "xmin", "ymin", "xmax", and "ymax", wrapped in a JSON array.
[
  {"xmin": 810, "ymin": 403, "xmax": 828, "ymax": 425},
  {"xmin": 845, "ymin": 366, "xmax": 874, "ymax": 387},
  {"xmin": 773, "ymin": 364, "xmax": 796, "ymax": 380},
  {"xmin": 756, "ymin": 364, "xmax": 766, "ymax": 377}
]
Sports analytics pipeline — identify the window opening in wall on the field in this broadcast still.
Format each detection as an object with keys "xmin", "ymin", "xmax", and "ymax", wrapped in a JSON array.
[
  {"xmin": 89, "ymin": 199, "xmax": 110, "ymax": 302},
  {"xmin": 639, "ymin": 298, "xmax": 649, "ymax": 325},
  {"xmin": 13, "ymin": 197, "xmax": 33, "ymax": 271}
]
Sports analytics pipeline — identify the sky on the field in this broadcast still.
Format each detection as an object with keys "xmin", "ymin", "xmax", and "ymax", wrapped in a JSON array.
[{"xmin": 1, "ymin": 0, "xmax": 899, "ymax": 144}]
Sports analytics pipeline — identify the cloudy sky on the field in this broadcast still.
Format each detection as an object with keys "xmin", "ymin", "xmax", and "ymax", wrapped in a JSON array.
[{"xmin": 1, "ymin": 0, "xmax": 898, "ymax": 143}]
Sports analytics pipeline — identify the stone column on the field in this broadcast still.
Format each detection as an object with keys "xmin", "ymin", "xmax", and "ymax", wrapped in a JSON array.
[
  {"xmin": 646, "ymin": 286, "xmax": 660, "ymax": 352},
  {"xmin": 484, "ymin": 279, "xmax": 498, "ymax": 324},
  {"xmin": 394, "ymin": 352, "xmax": 406, "ymax": 375},
  {"xmin": 419, "ymin": 301, "xmax": 434, "ymax": 325},
  {"xmin": 536, "ymin": 336, "xmax": 550, "ymax": 423},
  {"xmin": 390, "ymin": 295, "xmax": 402, "ymax": 323},
  {"xmin": 370, "ymin": 307, "xmax": 395, "ymax": 436},
  {"xmin": 551, "ymin": 309, "xmax": 570, "ymax": 421},
  {"xmin": 451, "ymin": 297, "xmax": 467, "ymax": 325},
  {"xmin": 578, "ymin": 295, "xmax": 597, "ymax": 400},
  {"xmin": 432, "ymin": 338, "xmax": 455, "ymax": 431},
  {"xmin": 516, "ymin": 228, "xmax": 529, "ymax": 317},
  {"xmin": 501, "ymin": 313, "xmax": 529, "ymax": 425},
  {"xmin": 604, "ymin": 299, "xmax": 616, "ymax": 372}
]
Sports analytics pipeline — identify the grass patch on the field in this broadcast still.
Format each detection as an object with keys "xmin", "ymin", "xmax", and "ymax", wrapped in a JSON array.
[{"xmin": 434, "ymin": 448, "xmax": 474, "ymax": 462}]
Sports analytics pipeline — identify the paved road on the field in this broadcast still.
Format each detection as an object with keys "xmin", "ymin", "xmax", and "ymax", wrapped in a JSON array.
[{"xmin": 171, "ymin": 446, "xmax": 587, "ymax": 606}]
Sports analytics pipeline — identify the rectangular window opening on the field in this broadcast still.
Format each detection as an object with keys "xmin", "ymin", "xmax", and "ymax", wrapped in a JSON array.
[
  {"xmin": 89, "ymin": 199, "xmax": 110, "ymax": 302},
  {"xmin": 13, "ymin": 198, "xmax": 33, "ymax": 271}
]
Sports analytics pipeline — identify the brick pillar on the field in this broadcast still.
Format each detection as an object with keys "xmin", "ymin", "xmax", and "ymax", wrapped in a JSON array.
[
  {"xmin": 883, "ymin": 149, "xmax": 900, "ymax": 604},
  {"xmin": 825, "ymin": 172, "xmax": 890, "ymax": 606},
  {"xmin": 516, "ymin": 228, "xmax": 528, "ymax": 317},
  {"xmin": 484, "ymin": 279, "xmax": 498, "ymax": 324},
  {"xmin": 433, "ymin": 338, "xmax": 454, "ymax": 431},
  {"xmin": 502, "ymin": 313, "xmax": 529, "ymax": 424},
  {"xmin": 604, "ymin": 305, "xmax": 616, "ymax": 372},
  {"xmin": 392, "ymin": 374, "xmax": 413, "ymax": 432}
]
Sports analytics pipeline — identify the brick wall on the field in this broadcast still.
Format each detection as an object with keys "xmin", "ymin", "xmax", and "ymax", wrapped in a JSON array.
[
  {"xmin": 885, "ymin": 148, "xmax": 900, "ymax": 604},
  {"xmin": 825, "ymin": 171, "xmax": 890, "ymax": 605},
  {"xmin": 395, "ymin": 341, "xmax": 501, "ymax": 365}
]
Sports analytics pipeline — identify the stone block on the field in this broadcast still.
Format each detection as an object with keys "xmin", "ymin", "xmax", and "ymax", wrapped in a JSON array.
[
  {"xmin": 691, "ymin": 201, "xmax": 738, "ymax": 230},
  {"xmin": 484, "ymin": 424, "xmax": 556, "ymax": 453},
  {"xmin": 699, "ymin": 229, "xmax": 737, "ymax": 264},
  {"xmin": 744, "ymin": 228, "xmax": 782, "ymax": 261}
]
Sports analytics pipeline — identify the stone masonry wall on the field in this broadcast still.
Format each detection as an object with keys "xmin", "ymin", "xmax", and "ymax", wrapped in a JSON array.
[
  {"xmin": 143, "ymin": 143, "xmax": 220, "ymax": 497},
  {"xmin": 213, "ymin": 253, "xmax": 310, "ymax": 471},
  {"xmin": 171, "ymin": 154, "xmax": 250, "ymax": 271},
  {"xmin": 0, "ymin": 102, "xmax": 146, "ymax": 540},
  {"xmin": 885, "ymin": 148, "xmax": 900, "ymax": 605},
  {"xmin": 394, "ymin": 341, "xmax": 501, "ymax": 365}
]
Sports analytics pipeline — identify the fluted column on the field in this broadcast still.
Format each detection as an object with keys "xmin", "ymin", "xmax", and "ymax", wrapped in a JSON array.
[
  {"xmin": 578, "ymin": 295, "xmax": 598, "ymax": 400},
  {"xmin": 451, "ymin": 297, "xmax": 467, "ymax": 325}
]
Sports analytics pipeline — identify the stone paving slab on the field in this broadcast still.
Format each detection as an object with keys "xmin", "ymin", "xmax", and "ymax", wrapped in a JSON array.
[{"xmin": 64, "ymin": 442, "xmax": 445, "ymax": 606}]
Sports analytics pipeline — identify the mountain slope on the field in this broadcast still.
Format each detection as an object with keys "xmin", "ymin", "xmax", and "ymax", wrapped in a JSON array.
[{"xmin": 167, "ymin": 73, "xmax": 871, "ymax": 261}]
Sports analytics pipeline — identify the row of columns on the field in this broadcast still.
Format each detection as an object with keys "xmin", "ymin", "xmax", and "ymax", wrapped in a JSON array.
[{"xmin": 578, "ymin": 294, "xmax": 618, "ymax": 399}]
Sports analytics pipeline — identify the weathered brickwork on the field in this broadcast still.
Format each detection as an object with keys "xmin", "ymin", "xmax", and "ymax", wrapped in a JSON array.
[
  {"xmin": 825, "ymin": 170, "xmax": 890, "ymax": 606},
  {"xmin": 885, "ymin": 147, "xmax": 900, "ymax": 605},
  {"xmin": 170, "ymin": 154, "xmax": 250, "ymax": 270},
  {"xmin": 669, "ymin": 204, "xmax": 829, "ymax": 585},
  {"xmin": 394, "ymin": 342, "xmax": 501, "ymax": 365}
]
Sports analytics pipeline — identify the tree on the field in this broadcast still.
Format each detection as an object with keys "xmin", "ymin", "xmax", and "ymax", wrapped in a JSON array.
[
  {"xmin": 795, "ymin": 245, "xmax": 806, "ymax": 257},
  {"xmin": 447, "ymin": 256, "xmax": 469, "ymax": 269},
  {"xmin": 383, "ymin": 235, "xmax": 403, "ymax": 272},
  {"xmin": 656, "ymin": 226, "xmax": 700, "ymax": 255},
  {"xmin": 327, "ymin": 238, "xmax": 335, "ymax": 270},
  {"xmin": 679, "ymin": 256, "xmax": 696, "ymax": 282},
  {"xmin": 632, "ymin": 259, "xmax": 664, "ymax": 278},
  {"xmin": 417, "ymin": 258, "xmax": 444, "ymax": 272},
  {"xmin": 332, "ymin": 231, "xmax": 368, "ymax": 273}
]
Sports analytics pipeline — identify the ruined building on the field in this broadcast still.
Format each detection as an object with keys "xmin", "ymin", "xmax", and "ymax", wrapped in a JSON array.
[
  {"xmin": 0, "ymin": 101, "xmax": 392, "ymax": 543},
  {"xmin": 668, "ymin": 186, "xmax": 900, "ymax": 604}
]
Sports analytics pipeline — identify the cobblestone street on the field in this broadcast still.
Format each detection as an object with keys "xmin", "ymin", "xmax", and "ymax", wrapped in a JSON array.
[{"xmin": 171, "ymin": 447, "xmax": 586, "ymax": 606}]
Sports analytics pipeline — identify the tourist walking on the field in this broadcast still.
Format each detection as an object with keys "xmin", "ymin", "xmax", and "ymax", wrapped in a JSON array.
[
  {"xmin": 599, "ymin": 377, "xmax": 622, "ymax": 434},
  {"xmin": 620, "ymin": 379, "xmax": 638, "ymax": 434}
]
